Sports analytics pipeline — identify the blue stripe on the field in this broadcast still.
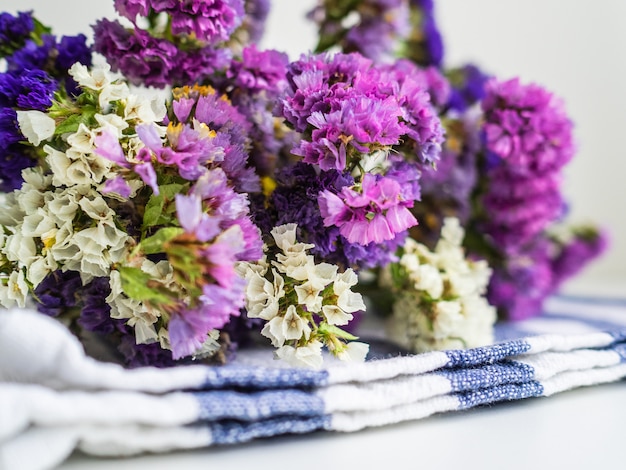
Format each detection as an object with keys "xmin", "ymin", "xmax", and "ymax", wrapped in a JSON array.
[
  {"xmin": 437, "ymin": 361, "xmax": 535, "ymax": 393},
  {"xmin": 445, "ymin": 340, "xmax": 531, "ymax": 368},
  {"xmin": 456, "ymin": 381, "xmax": 544, "ymax": 409},
  {"xmin": 202, "ymin": 366, "xmax": 328, "ymax": 390},
  {"xmin": 194, "ymin": 390, "xmax": 325, "ymax": 421},
  {"xmin": 209, "ymin": 416, "xmax": 331, "ymax": 445}
]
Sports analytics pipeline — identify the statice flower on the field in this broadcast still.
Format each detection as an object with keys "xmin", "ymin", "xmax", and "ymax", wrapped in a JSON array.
[
  {"xmin": 259, "ymin": 162, "xmax": 401, "ymax": 270},
  {"xmin": 309, "ymin": 0, "xmax": 411, "ymax": 63},
  {"xmin": 114, "ymin": 0, "xmax": 245, "ymax": 45},
  {"xmin": 0, "ymin": 10, "xmax": 34, "ymax": 57},
  {"xmin": 480, "ymin": 77, "xmax": 575, "ymax": 254},
  {"xmin": 241, "ymin": 0, "xmax": 270, "ymax": 43},
  {"xmin": 405, "ymin": 0, "xmax": 444, "ymax": 67},
  {"xmin": 384, "ymin": 217, "xmax": 496, "ymax": 351},
  {"xmin": 445, "ymin": 64, "xmax": 491, "ymax": 113},
  {"xmin": 319, "ymin": 173, "xmax": 417, "ymax": 245},
  {"xmin": 238, "ymin": 223, "xmax": 368, "ymax": 368}
]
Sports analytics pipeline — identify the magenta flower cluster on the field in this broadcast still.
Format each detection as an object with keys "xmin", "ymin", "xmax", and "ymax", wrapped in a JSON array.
[
  {"xmin": 114, "ymin": 0, "xmax": 244, "ymax": 44},
  {"xmin": 481, "ymin": 77, "xmax": 575, "ymax": 254}
]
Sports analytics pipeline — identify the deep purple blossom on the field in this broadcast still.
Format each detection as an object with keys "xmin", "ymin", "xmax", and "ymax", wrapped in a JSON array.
[
  {"xmin": 0, "ymin": 69, "xmax": 57, "ymax": 111},
  {"xmin": 6, "ymin": 35, "xmax": 55, "ymax": 72},
  {"xmin": 93, "ymin": 19, "xmax": 179, "ymax": 88},
  {"xmin": 55, "ymin": 34, "xmax": 92, "ymax": 75},
  {"xmin": 34, "ymin": 270, "xmax": 83, "ymax": 317},
  {"xmin": 446, "ymin": 64, "xmax": 491, "ymax": 113},
  {"xmin": 0, "ymin": 11, "xmax": 34, "ymax": 56},
  {"xmin": 407, "ymin": 0, "xmax": 444, "ymax": 67},
  {"xmin": 487, "ymin": 238, "xmax": 554, "ymax": 321}
]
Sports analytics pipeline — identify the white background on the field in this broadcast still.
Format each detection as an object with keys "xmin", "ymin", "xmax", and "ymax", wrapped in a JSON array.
[{"xmin": 5, "ymin": 0, "xmax": 625, "ymax": 283}]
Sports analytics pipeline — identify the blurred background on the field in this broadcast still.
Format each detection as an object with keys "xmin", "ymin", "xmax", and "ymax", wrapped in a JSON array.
[{"xmin": 7, "ymin": 0, "xmax": 626, "ymax": 286}]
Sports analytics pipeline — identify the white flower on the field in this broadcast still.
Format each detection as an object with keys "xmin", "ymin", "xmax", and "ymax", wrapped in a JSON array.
[
  {"xmin": 336, "ymin": 341, "xmax": 369, "ymax": 362},
  {"xmin": 0, "ymin": 270, "xmax": 29, "ymax": 308},
  {"xmin": 294, "ymin": 281, "xmax": 323, "ymax": 313},
  {"xmin": 356, "ymin": 149, "xmax": 389, "ymax": 174},
  {"xmin": 4, "ymin": 232, "xmax": 37, "ymax": 267},
  {"xmin": 412, "ymin": 264, "xmax": 444, "ymax": 299},
  {"xmin": 66, "ymin": 124, "xmax": 96, "ymax": 153},
  {"xmin": 270, "ymin": 223, "xmax": 298, "ymax": 250},
  {"xmin": 439, "ymin": 217, "xmax": 464, "ymax": 247},
  {"xmin": 46, "ymin": 190, "xmax": 79, "ymax": 223},
  {"xmin": 20, "ymin": 210, "xmax": 57, "ymax": 238},
  {"xmin": 95, "ymin": 113, "xmax": 129, "ymax": 137},
  {"xmin": 275, "ymin": 340, "xmax": 324, "ymax": 369},
  {"xmin": 245, "ymin": 269, "xmax": 284, "ymax": 320},
  {"xmin": 78, "ymin": 195, "xmax": 114, "ymax": 221},
  {"xmin": 26, "ymin": 254, "xmax": 57, "ymax": 287},
  {"xmin": 123, "ymin": 94, "xmax": 167, "ymax": 123},
  {"xmin": 262, "ymin": 305, "xmax": 311, "ymax": 347},
  {"xmin": 431, "ymin": 300, "xmax": 463, "ymax": 339},
  {"xmin": 321, "ymin": 304, "xmax": 353, "ymax": 326},
  {"xmin": 17, "ymin": 110, "xmax": 55, "ymax": 146}
]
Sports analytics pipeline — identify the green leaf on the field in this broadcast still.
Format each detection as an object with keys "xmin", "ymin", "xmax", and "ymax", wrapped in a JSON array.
[
  {"xmin": 117, "ymin": 266, "xmax": 173, "ymax": 304},
  {"xmin": 143, "ymin": 194, "xmax": 165, "ymax": 228},
  {"xmin": 139, "ymin": 227, "xmax": 184, "ymax": 255},
  {"xmin": 160, "ymin": 183, "xmax": 185, "ymax": 200},
  {"xmin": 53, "ymin": 108, "xmax": 97, "ymax": 136}
]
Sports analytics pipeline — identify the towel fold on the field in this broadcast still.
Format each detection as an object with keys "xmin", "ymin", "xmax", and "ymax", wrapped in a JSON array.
[{"xmin": 1, "ymin": 295, "xmax": 626, "ymax": 470}]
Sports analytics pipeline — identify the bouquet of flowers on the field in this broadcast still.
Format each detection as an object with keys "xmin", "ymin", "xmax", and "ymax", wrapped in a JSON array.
[{"xmin": 0, "ymin": 0, "xmax": 606, "ymax": 369}]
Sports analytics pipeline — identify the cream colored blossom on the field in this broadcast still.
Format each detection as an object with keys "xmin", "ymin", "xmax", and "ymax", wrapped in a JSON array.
[{"xmin": 16, "ymin": 110, "xmax": 55, "ymax": 146}]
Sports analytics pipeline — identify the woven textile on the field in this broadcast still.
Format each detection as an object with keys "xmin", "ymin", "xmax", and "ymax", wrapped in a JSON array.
[{"xmin": 1, "ymin": 295, "xmax": 626, "ymax": 469}]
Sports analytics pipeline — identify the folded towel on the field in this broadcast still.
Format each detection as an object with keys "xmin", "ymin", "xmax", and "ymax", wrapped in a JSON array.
[{"xmin": 1, "ymin": 295, "xmax": 625, "ymax": 470}]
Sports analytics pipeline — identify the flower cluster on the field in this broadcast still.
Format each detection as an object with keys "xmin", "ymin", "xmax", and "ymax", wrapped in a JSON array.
[
  {"xmin": 0, "ymin": 11, "xmax": 91, "ymax": 191},
  {"xmin": 0, "ymin": 1, "xmax": 608, "ymax": 368},
  {"xmin": 238, "ymin": 224, "xmax": 368, "ymax": 368},
  {"xmin": 0, "ymin": 62, "xmax": 263, "ymax": 365},
  {"xmin": 94, "ymin": 0, "xmax": 266, "ymax": 87},
  {"xmin": 384, "ymin": 218, "xmax": 496, "ymax": 351}
]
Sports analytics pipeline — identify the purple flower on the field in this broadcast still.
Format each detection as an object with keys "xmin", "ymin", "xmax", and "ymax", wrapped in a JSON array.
[
  {"xmin": 550, "ymin": 229, "xmax": 609, "ymax": 289},
  {"xmin": 242, "ymin": 0, "xmax": 270, "ymax": 43},
  {"xmin": 175, "ymin": 193, "xmax": 221, "ymax": 242},
  {"xmin": 319, "ymin": 173, "xmax": 417, "ymax": 245},
  {"xmin": 228, "ymin": 45, "xmax": 288, "ymax": 94},
  {"xmin": 479, "ymin": 77, "xmax": 575, "ymax": 253},
  {"xmin": 34, "ymin": 270, "xmax": 82, "ymax": 317},
  {"xmin": 1, "ymin": 69, "xmax": 57, "ymax": 111},
  {"xmin": 103, "ymin": 176, "xmax": 132, "ymax": 198},
  {"xmin": 0, "ymin": 144, "xmax": 36, "ymax": 192},
  {"xmin": 446, "ymin": 64, "xmax": 491, "ymax": 113},
  {"xmin": 94, "ymin": 129, "xmax": 129, "ymax": 167},
  {"xmin": 55, "ymin": 34, "xmax": 92, "ymax": 75},
  {"xmin": 0, "ymin": 11, "xmax": 34, "ymax": 57},
  {"xmin": 6, "ymin": 35, "xmax": 55, "ymax": 72},
  {"xmin": 93, "ymin": 19, "xmax": 179, "ymax": 88},
  {"xmin": 487, "ymin": 239, "xmax": 554, "ymax": 321},
  {"xmin": 168, "ymin": 307, "xmax": 218, "ymax": 360}
]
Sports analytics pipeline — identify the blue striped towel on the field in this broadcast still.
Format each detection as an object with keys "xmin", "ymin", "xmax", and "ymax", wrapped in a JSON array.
[{"xmin": 1, "ymin": 295, "xmax": 626, "ymax": 469}]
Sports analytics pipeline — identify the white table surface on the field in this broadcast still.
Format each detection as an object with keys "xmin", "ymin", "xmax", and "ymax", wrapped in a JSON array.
[{"xmin": 58, "ymin": 276, "xmax": 626, "ymax": 470}]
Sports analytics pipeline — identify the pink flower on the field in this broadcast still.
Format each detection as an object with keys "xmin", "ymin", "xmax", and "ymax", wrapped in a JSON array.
[{"xmin": 319, "ymin": 174, "xmax": 416, "ymax": 245}]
